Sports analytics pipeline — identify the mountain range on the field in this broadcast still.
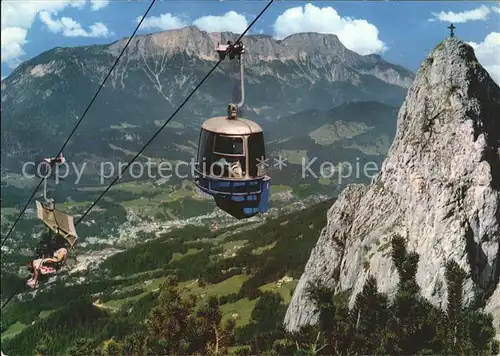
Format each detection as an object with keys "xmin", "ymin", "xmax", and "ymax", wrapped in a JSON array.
[{"xmin": 1, "ymin": 26, "xmax": 413, "ymax": 172}]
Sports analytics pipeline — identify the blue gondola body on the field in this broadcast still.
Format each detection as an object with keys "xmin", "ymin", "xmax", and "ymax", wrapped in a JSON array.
[{"xmin": 194, "ymin": 174, "xmax": 271, "ymax": 219}]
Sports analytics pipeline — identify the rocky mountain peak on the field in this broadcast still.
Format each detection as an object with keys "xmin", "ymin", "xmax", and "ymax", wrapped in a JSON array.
[
  {"xmin": 280, "ymin": 31, "xmax": 343, "ymax": 48},
  {"xmin": 389, "ymin": 37, "xmax": 499, "ymax": 155},
  {"xmin": 108, "ymin": 26, "xmax": 344, "ymax": 61},
  {"xmin": 284, "ymin": 36, "xmax": 500, "ymax": 335},
  {"xmin": 382, "ymin": 36, "xmax": 500, "ymax": 188},
  {"xmin": 104, "ymin": 26, "xmax": 413, "ymax": 88}
]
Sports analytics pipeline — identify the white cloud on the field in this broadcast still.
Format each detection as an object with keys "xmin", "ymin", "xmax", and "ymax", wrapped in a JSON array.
[
  {"xmin": 138, "ymin": 13, "xmax": 188, "ymax": 31},
  {"xmin": 2, "ymin": 2, "xmax": 69, "ymax": 29},
  {"xmin": 137, "ymin": 10, "xmax": 248, "ymax": 34},
  {"xmin": 88, "ymin": 23, "xmax": 112, "ymax": 37},
  {"xmin": 193, "ymin": 11, "xmax": 248, "ymax": 33},
  {"xmin": 272, "ymin": 4, "xmax": 386, "ymax": 55},
  {"xmin": 1, "ymin": 27, "xmax": 28, "ymax": 66},
  {"xmin": 493, "ymin": 6, "xmax": 500, "ymax": 14},
  {"xmin": 1, "ymin": 1, "xmax": 111, "ymax": 68},
  {"xmin": 90, "ymin": 0, "xmax": 109, "ymax": 11},
  {"xmin": 468, "ymin": 32, "xmax": 500, "ymax": 85},
  {"xmin": 429, "ymin": 5, "xmax": 491, "ymax": 23},
  {"xmin": 39, "ymin": 11, "xmax": 112, "ymax": 38}
]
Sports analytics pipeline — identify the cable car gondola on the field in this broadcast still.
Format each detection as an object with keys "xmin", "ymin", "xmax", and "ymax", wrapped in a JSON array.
[{"xmin": 194, "ymin": 41, "xmax": 271, "ymax": 219}]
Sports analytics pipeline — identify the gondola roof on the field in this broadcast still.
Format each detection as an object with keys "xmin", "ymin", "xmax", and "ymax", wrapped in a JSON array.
[{"xmin": 201, "ymin": 116, "xmax": 263, "ymax": 135}]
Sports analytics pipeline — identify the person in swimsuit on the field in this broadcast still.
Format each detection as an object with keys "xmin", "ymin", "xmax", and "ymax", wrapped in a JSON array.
[{"xmin": 27, "ymin": 246, "xmax": 68, "ymax": 289}]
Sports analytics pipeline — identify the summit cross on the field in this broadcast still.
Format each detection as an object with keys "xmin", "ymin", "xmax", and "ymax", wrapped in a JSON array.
[{"xmin": 448, "ymin": 23, "xmax": 456, "ymax": 38}]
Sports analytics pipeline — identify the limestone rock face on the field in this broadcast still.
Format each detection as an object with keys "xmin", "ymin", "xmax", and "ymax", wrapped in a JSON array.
[
  {"xmin": 284, "ymin": 37, "xmax": 500, "ymax": 335},
  {"xmin": 107, "ymin": 26, "xmax": 414, "ymax": 88}
]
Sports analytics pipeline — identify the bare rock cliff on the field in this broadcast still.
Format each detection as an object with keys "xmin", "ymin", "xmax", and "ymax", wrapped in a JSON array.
[
  {"xmin": 284, "ymin": 37, "xmax": 500, "ymax": 335},
  {"xmin": 107, "ymin": 26, "xmax": 414, "ymax": 88}
]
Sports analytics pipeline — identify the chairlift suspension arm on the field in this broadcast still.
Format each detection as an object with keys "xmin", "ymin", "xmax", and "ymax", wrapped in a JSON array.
[
  {"xmin": 42, "ymin": 176, "xmax": 55, "ymax": 208},
  {"xmin": 43, "ymin": 177, "xmax": 48, "ymax": 202}
]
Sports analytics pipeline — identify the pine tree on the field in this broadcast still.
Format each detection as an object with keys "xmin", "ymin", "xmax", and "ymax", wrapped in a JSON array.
[
  {"xmin": 444, "ymin": 259, "xmax": 467, "ymax": 354},
  {"xmin": 243, "ymin": 291, "xmax": 288, "ymax": 353},
  {"xmin": 388, "ymin": 234, "xmax": 440, "ymax": 354},
  {"xmin": 122, "ymin": 331, "xmax": 148, "ymax": 356},
  {"xmin": 462, "ymin": 308, "xmax": 496, "ymax": 354},
  {"xmin": 233, "ymin": 346, "xmax": 252, "ymax": 356},
  {"xmin": 194, "ymin": 295, "xmax": 235, "ymax": 355},
  {"xmin": 101, "ymin": 338, "xmax": 123, "ymax": 356},
  {"xmin": 391, "ymin": 235, "xmax": 420, "ymax": 295},
  {"xmin": 350, "ymin": 275, "xmax": 389, "ymax": 354},
  {"xmin": 288, "ymin": 324, "xmax": 328, "ymax": 355},
  {"xmin": 66, "ymin": 338, "xmax": 99, "ymax": 356},
  {"xmin": 251, "ymin": 291, "xmax": 287, "ymax": 334},
  {"xmin": 34, "ymin": 334, "xmax": 54, "ymax": 355},
  {"xmin": 145, "ymin": 276, "xmax": 197, "ymax": 354},
  {"xmin": 444, "ymin": 260, "xmax": 497, "ymax": 354},
  {"xmin": 305, "ymin": 281, "xmax": 352, "ymax": 355}
]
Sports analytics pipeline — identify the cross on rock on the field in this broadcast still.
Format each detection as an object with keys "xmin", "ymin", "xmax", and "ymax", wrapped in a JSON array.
[{"xmin": 448, "ymin": 23, "xmax": 455, "ymax": 38}]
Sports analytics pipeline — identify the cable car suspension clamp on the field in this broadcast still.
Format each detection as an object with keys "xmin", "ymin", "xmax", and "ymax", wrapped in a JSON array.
[{"xmin": 216, "ymin": 40, "xmax": 245, "ymax": 119}]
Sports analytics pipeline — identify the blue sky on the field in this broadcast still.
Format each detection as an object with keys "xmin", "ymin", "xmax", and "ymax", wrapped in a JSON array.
[{"xmin": 1, "ymin": 1, "xmax": 499, "ymax": 82}]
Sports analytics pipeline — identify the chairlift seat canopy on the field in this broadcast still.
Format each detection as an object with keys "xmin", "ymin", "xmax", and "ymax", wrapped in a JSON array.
[{"xmin": 35, "ymin": 200, "xmax": 78, "ymax": 248}]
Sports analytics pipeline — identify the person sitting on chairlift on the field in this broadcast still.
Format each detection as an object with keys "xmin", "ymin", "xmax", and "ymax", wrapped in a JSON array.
[
  {"xmin": 27, "ymin": 235, "xmax": 69, "ymax": 289},
  {"xmin": 35, "ymin": 229, "xmax": 54, "ymax": 259}
]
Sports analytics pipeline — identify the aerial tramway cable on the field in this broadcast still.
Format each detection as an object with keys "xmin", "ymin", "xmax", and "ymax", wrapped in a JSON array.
[
  {"xmin": 1, "ymin": 0, "xmax": 275, "ymax": 311},
  {"xmin": 0, "ymin": 0, "xmax": 159, "ymax": 248}
]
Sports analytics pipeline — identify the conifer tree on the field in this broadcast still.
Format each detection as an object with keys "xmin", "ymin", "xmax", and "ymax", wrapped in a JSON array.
[
  {"xmin": 350, "ymin": 275, "xmax": 389, "ymax": 353},
  {"xmin": 444, "ymin": 259, "xmax": 467, "ymax": 353},
  {"xmin": 244, "ymin": 291, "xmax": 288, "ymax": 353},
  {"xmin": 66, "ymin": 338, "xmax": 99, "ymax": 356},
  {"xmin": 305, "ymin": 281, "xmax": 352, "ymax": 355},
  {"xmin": 102, "ymin": 338, "xmax": 123, "ymax": 356},
  {"xmin": 34, "ymin": 334, "xmax": 54, "ymax": 355},
  {"xmin": 194, "ymin": 295, "xmax": 235, "ymax": 355},
  {"xmin": 145, "ymin": 276, "xmax": 197, "ymax": 354},
  {"xmin": 233, "ymin": 345, "xmax": 252, "ymax": 356},
  {"xmin": 388, "ymin": 234, "xmax": 440, "ymax": 354},
  {"xmin": 444, "ymin": 260, "xmax": 497, "ymax": 354},
  {"xmin": 251, "ymin": 291, "xmax": 287, "ymax": 334},
  {"xmin": 122, "ymin": 331, "xmax": 148, "ymax": 356},
  {"xmin": 288, "ymin": 324, "xmax": 328, "ymax": 355}
]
